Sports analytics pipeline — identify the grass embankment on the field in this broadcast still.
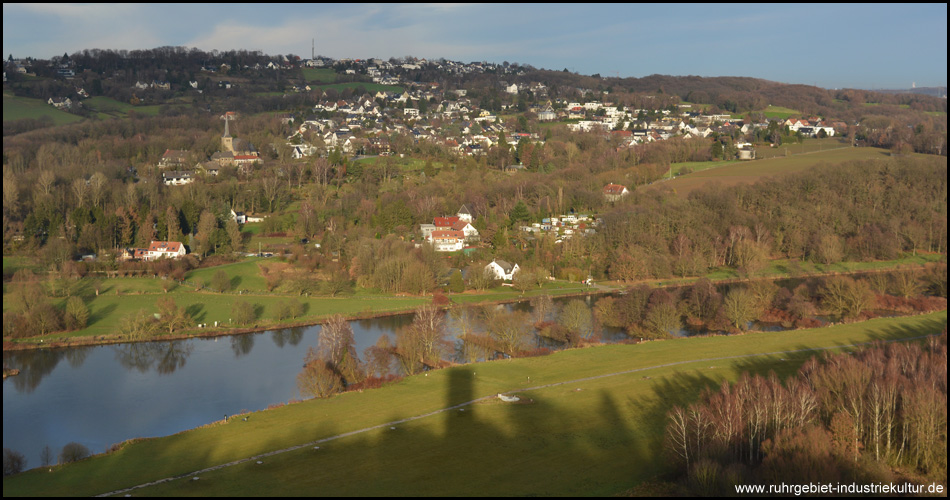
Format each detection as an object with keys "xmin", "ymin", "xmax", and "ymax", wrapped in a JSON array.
[
  {"xmin": 2, "ymin": 92, "xmax": 84, "ymax": 125},
  {"xmin": 647, "ymin": 253, "xmax": 945, "ymax": 286},
  {"xmin": 4, "ymin": 311, "xmax": 945, "ymax": 496}
]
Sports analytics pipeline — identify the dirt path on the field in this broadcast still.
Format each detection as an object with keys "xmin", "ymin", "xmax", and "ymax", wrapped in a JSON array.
[{"xmin": 95, "ymin": 332, "xmax": 940, "ymax": 497}]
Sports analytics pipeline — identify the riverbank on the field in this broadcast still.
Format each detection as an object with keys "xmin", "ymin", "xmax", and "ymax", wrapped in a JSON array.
[
  {"xmin": 3, "ymin": 259, "xmax": 942, "ymax": 352},
  {"xmin": 1, "ymin": 286, "xmax": 611, "ymax": 351}
]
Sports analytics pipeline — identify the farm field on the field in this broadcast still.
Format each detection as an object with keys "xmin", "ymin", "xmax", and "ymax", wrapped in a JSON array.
[
  {"xmin": 300, "ymin": 68, "xmax": 338, "ymax": 83},
  {"xmin": 754, "ymin": 137, "xmax": 849, "ymax": 159},
  {"xmin": 759, "ymin": 104, "xmax": 801, "ymax": 119},
  {"xmin": 2, "ymin": 92, "xmax": 84, "ymax": 125},
  {"xmin": 667, "ymin": 159, "xmax": 738, "ymax": 177},
  {"xmin": 355, "ymin": 155, "xmax": 445, "ymax": 172},
  {"xmin": 4, "ymin": 310, "xmax": 945, "ymax": 497},
  {"xmin": 650, "ymin": 146, "xmax": 897, "ymax": 198},
  {"xmin": 311, "ymin": 82, "xmax": 403, "ymax": 94},
  {"xmin": 82, "ymin": 96, "xmax": 162, "ymax": 119}
]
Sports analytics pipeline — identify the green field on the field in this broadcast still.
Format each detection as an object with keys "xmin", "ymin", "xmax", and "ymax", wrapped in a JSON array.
[
  {"xmin": 355, "ymin": 156, "xmax": 446, "ymax": 172},
  {"xmin": 311, "ymin": 82, "xmax": 404, "ymax": 94},
  {"xmin": 754, "ymin": 137, "xmax": 849, "ymax": 159},
  {"xmin": 759, "ymin": 105, "xmax": 801, "ymax": 120},
  {"xmin": 82, "ymin": 96, "xmax": 162, "ymax": 119},
  {"xmin": 667, "ymin": 159, "xmax": 738, "ymax": 177},
  {"xmin": 301, "ymin": 68, "xmax": 338, "ymax": 83},
  {"xmin": 654, "ymin": 145, "xmax": 901, "ymax": 198},
  {"xmin": 2, "ymin": 92, "xmax": 84, "ymax": 125},
  {"xmin": 3, "ymin": 257, "xmax": 594, "ymax": 344},
  {"xmin": 4, "ymin": 311, "xmax": 945, "ymax": 496}
]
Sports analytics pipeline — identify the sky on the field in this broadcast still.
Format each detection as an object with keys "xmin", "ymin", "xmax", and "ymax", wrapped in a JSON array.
[{"xmin": 3, "ymin": 3, "xmax": 947, "ymax": 90}]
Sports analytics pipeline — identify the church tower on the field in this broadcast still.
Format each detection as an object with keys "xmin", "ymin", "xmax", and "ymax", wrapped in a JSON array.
[{"xmin": 221, "ymin": 112, "xmax": 235, "ymax": 153}]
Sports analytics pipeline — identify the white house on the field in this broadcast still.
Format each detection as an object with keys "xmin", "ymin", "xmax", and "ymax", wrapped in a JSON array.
[
  {"xmin": 144, "ymin": 240, "xmax": 186, "ymax": 261},
  {"xmin": 162, "ymin": 171, "xmax": 194, "ymax": 186},
  {"xmin": 230, "ymin": 209, "xmax": 247, "ymax": 224},
  {"xmin": 430, "ymin": 230, "xmax": 465, "ymax": 252},
  {"xmin": 457, "ymin": 204, "xmax": 473, "ymax": 223},
  {"xmin": 485, "ymin": 259, "xmax": 520, "ymax": 281},
  {"xmin": 603, "ymin": 183, "xmax": 629, "ymax": 202}
]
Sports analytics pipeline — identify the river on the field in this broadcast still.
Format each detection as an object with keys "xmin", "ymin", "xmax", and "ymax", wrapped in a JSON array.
[{"xmin": 2, "ymin": 288, "xmax": 803, "ymax": 469}]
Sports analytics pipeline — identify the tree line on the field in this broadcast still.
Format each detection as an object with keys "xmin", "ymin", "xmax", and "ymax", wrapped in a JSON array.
[{"xmin": 664, "ymin": 332, "xmax": 947, "ymax": 495}]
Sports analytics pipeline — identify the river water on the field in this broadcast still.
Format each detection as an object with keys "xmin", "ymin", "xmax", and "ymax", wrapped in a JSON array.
[{"xmin": 2, "ymin": 291, "xmax": 793, "ymax": 469}]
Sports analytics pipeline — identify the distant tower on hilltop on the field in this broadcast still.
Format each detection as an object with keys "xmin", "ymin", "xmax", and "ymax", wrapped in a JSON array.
[
  {"xmin": 221, "ymin": 111, "xmax": 235, "ymax": 153},
  {"xmin": 912, "ymin": 82, "xmax": 916, "ymax": 89}
]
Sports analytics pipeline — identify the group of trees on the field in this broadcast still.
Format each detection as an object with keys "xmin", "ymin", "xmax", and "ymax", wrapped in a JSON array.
[
  {"xmin": 3, "ymin": 441, "xmax": 90, "ymax": 476},
  {"xmin": 593, "ymin": 267, "xmax": 946, "ymax": 340},
  {"xmin": 665, "ymin": 333, "xmax": 947, "ymax": 495},
  {"xmin": 3, "ymin": 270, "xmax": 89, "ymax": 338},
  {"xmin": 296, "ymin": 266, "xmax": 948, "ymax": 400}
]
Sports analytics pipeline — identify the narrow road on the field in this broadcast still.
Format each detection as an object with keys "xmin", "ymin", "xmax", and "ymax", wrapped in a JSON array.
[{"xmin": 96, "ymin": 332, "xmax": 940, "ymax": 497}]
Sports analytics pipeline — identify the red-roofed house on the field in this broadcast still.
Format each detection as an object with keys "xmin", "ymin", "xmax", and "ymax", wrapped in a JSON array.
[
  {"xmin": 603, "ymin": 183, "xmax": 629, "ymax": 202},
  {"xmin": 433, "ymin": 216, "xmax": 460, "ymax": 228},
  {"xmin": 145, "ymin": 240, "xmax": 186, "ymax": 261}
]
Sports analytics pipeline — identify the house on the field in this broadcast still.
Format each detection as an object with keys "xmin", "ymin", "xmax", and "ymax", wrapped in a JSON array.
[
  {"xmin": 162, "ymin": 170, "xmax": 194, "ymax": 186},
  {"xmin": 118, "ymin": 247, "xmax": 150, "ymax": 261},
  {"xmin": 430, "ymin": 229, "xmax": 465, "ymax": 252},
  {"xmin": 420, "ymin": 223, "xmax": 436, "ymax": 240},
  {"xmin": 457, "ymin": 204, "xmax": 473, "ymax": 223},
  {"xmin": 159, "ymin": 149, "xmax": 189, "ymax": 168},
  {"xmin": 144, "ymin": 240, "xmax": 186, "ymax": 261},
  {"xmin": 485, "ymin": 259, "xmax": 520, "ymax": 281},
  {"xmin": 451, "ymin": 220, "xmax": 480, "ymax": 242},
  {"xmin": 230, "ymin": 209, "xmax": 247, "ymax": 224},
  {"xmin": 433, "ymin": 216, "xmax": 461, "ymax": 228},
  {"xmin": 48, "ymin": 97, "xmax": 72, "ymax": 109},
  {"xmin": 603, "ymin": 183, "xmax": 629, "ymax": 202}
]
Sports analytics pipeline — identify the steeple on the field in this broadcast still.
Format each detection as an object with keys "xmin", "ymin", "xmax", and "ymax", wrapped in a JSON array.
[{"xmin": 221, "ymin": 112, "xmax": 235, "ymax": 153}]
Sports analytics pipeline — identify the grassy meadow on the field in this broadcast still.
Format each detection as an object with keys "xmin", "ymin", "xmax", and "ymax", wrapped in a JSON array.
[
  {"xmin": 311, "ymin": 82, "xmax": 404, "ymax": 94},
  {"xmin": 2, "ymin": 256, "xmax": 593, "ymax": 345},
  {"xmin": 301, "ymin": 68, "xmax": 338, "ymax": 83},
  {"xmin": 653, "ymin": 145, "xmax": 902, "ymax": 198},
  {"xmin": 3, "ymin": 92, "xmax": 84, "ymax": 125},
  {"xmin": 3, "ymin": 311, "xmax": 945, "ymax": 496},
  {"xmin": 82, "ymin": 96, "xmax": 162, "ymax": 119}
]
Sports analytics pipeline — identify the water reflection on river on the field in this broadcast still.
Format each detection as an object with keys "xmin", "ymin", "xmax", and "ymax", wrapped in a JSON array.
[{"xmin": 0, "ymin": 290, "xmax": 789, "ymax": 469}]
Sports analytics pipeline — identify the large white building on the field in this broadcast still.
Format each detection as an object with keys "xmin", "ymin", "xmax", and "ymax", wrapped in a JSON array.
[{"xmin": 485, "ymin": 259, "xmax": 519, "ymax": 281}]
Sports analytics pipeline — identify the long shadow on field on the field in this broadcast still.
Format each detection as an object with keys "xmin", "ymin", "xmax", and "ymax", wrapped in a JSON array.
[
  {"xmin": 783, "ymin": 316, "xmax": 947, "ymax": 357},
  {"xmin": 186, "ymin": 303, "xmax": 206, "ymax": 324},
  {"xmin": 88, "ymin": 303, "xmax": 118, "ymax": 327}
]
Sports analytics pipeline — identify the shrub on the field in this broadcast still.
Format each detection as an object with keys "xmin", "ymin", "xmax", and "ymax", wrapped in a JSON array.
[
  {"xmin": 64, "ymin": 296, "xmax": 89, "ymax": 331},
  {"xmin": 232, "ymin": 300, "xmax": 256, "ymax": 325},
  {"xmin": 3, "ymin": 448, "xmax": 26, "ymax": 476},
  {"xmin": 431, "ymin": 292, "xmax": 451, "ymax": 306},
  {"xmin": 58, "ymin": 442, "xmax": 90, "ymax": 464},
  {"xmin": 211, "ymin": 270, "xmax": 231, "ymax": 293}
]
